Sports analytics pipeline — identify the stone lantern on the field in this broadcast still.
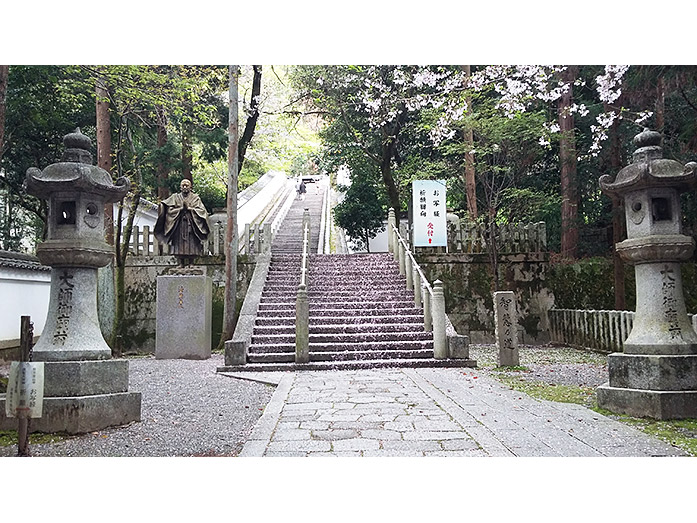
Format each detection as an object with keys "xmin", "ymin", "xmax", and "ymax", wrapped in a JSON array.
[
  {"xmin": 597, "ymin": 128, "xmax": 697, "ymax": 419},
  {"xmin": 0, "ymin": 129, "xmax": 141, "ymax": 433}
]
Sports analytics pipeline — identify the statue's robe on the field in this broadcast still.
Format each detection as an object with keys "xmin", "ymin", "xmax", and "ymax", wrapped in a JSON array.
[{"xmin": 154, "ymin": 192, "xmax": 210, "ymax": 256}]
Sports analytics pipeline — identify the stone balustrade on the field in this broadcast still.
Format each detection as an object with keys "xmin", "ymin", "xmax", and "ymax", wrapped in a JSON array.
[
  {"xmin": 549, "ymin": 308, "xmax": 697, "ymax": 353},
  {"xmin": 388, "ymin": 209, "xmax": 461, "ymax": 360}
]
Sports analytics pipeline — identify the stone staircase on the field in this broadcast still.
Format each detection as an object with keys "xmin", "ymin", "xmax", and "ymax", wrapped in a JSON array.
[{"xmin": 221, "ymin": 178, "xmax": 474, "ymax": 371}]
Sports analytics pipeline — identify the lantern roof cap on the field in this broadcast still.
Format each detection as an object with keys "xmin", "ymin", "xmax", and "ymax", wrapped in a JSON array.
[
  {"xmin": 600, "ymin": 128, "xmax": 697, "ymax": 196},
  {"xmin": 24, "ymin": 129, "xmax": 129, "ymax": 202}
]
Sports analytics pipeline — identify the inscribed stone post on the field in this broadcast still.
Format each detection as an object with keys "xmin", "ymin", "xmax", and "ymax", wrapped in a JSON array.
[
  {"xmin": 494, "ymin": 291, "xmax": 519, "ymax": 366},
  {"xmin": 156, "ymin": 272, "xmax": 212, "ymax": 359}
]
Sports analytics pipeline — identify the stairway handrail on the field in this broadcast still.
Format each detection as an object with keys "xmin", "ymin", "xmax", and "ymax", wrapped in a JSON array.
[{"xmin": 390, "ymin": 222, "xmax": 433, "ymax": 299}]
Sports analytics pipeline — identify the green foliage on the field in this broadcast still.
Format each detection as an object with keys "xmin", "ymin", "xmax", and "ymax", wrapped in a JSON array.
[
  {"xmin": 591, "ymin": 411, "xmax": 697, "ymax": 456},
  {"xmin": 547, "ymin": 257, "xmax": 636, "ymax": 310},
  {"xmin": 498, "ymin": 375, "xmax": 599, "ymax": 409},
  {"xmin": 0, "ymin": 430, "xmax": 65, "ymax": 446},
  {"xmin": 334, "ymin": 173, "xmax": 386, "ymax": 251}
]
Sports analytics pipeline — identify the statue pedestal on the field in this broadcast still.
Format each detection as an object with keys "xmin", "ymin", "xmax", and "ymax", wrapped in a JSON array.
[{"xmin": 156, "ymin": 273, "xmax": 212, "ymax": 360}]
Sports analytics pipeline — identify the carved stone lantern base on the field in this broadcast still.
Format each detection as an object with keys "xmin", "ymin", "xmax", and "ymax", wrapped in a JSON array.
[
  {"xmin": 0, "ymin": 359, "xmax": 142, "ymax": 433},
  {"xmin": 597, "ymin": 354, "xmax": 697, "ymax": 419}
]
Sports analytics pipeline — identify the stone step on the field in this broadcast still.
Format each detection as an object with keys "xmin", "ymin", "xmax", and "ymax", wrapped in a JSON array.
[
  {"xmin": 251, "ymin": 331, "xmax": 433, "ymax": 345},
  {"xmin": 248, "ymin": 349, "xmax": 435, "ymax": 364},
  {"xmin": 218, "ymin": 358, "xmax": 475, "ymax": 372},
  {"xmin": 257, "ymin": 301, "xmax": 418, "ymax": 311},
  {"xmin": 256, "ymin": 307, "xmax": 423, "ymax": 319},
  {"xmin": 252, "ymin": 323, "xmax": 427, "ymax": 335},
  {"xmin": 248, "ymin": 339, "xmax": 434, "ymax": 354}
]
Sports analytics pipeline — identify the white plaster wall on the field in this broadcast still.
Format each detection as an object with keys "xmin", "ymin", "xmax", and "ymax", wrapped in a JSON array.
[{"xmin": 0, "ymin": 268, "xmax": 50, "ymax": 341}]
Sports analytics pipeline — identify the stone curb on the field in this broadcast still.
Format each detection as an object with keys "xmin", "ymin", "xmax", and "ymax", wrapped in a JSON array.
[{"xmin": 239, "ymin": 373, "xmax": 295, "ymax": 457}]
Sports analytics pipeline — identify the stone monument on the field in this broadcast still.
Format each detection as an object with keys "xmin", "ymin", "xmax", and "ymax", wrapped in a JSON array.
[
  {"xmin": 494, "ymin": 291, "xmax": 520, "ymax": 366},
  {"xmin": 596, "ymin": 128, "xmax": 697, "ymax": 419},
  {"xmin": 0, "ymin": 129, "xmax": 141, "ymax": 434},
  {"xmin": 154, "ymin": 179, "xmax": 212, "ymax": 360}
]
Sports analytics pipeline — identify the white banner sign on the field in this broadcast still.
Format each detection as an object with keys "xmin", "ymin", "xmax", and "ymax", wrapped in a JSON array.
[
  {"xmin": 5, "ymin": 362, "xmax": 44, "ymax": 419},
  {"xmin": 413, "ymin": 180, "xmax": 447, "ymax": 248}
]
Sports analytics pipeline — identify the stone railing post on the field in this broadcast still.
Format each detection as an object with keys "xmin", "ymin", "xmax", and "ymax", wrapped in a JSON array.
[
  {"xmin": 405, "ymin": 253, "xmax": 413, "ymax": 291},
  {"xmin": 432, "ymin": 280, "xmax": 447, "ymax": 359},
  {"xmin": 388, "ymin": 208, "xmax": 396, "ymax": 254},
  {"xmin": 243, "ymin": 223, "xmax": 251, "ymax": 254},
  {"xmin": 295, "ymin": 283, "xmax": 309, "ymax": 363},
  {"xmin": 413, "ymin": 266, "xmax": 421, "ymax": 307},
  {"xmin": 423, "ymin": 284, "xmax": 432, "ymax": 332},
  {"xmin": 263, "ymin": 223, "xmax": 271, "ymax": 254},
  {"xmin": 254, "ymin": 223, "xmax": 261, "ymax": 254},
  {"xmin": 398, "ymin": 239, "xmax": 406, "ymax": 276}
]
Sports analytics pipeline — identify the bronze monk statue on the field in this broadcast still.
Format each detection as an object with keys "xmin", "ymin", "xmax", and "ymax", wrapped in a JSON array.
[{"xmin": 154, "ymin": 179, "xmax": 210, "ymax": 266}]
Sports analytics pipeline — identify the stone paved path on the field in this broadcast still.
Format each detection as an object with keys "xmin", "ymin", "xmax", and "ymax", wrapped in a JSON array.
[{"xmin": 233, "ymin": 367, "xmax": 686, "ymax": 457}]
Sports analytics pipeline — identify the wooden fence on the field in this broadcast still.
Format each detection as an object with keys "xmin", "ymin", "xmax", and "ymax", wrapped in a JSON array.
[
  {"xmin": 120, "ymin": 221, "xmax": 270, "ymax": 257},
  {"xmin": 549, "ymin": 308, "xmax": 697, "ymax": 353},
  {"xmin": 406, "ymin": 219, "xmax": 547, "ymax": 254}
]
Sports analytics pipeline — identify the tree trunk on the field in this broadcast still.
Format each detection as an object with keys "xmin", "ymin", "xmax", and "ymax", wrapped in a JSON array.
[
  {"xmin": 156, "ymin": 104, "xmax": 169, "ymax": 200},
  {"xmin": 111, "ymin": 126, "xmax": 142, "ymax": 355},
  {"xmin": 462, "ymin": 65, "xmax": 478, "ymax": 219},
  {"xmin": 0, "ymin": 65, "xmax": 8, "ymax": 162},
  {"xmin": 218, "ymin": 65, "xmax": 240, "ymax": 350},
  {"xmin": 380, "ymin": 111, "xmax": 407, "ymax": 227},
  {"xmin": 602, "ymin": 101, "xmax": 626, "ymax": 310},
  {"xmin": 238, "ymin": 65, "xmax": 262, "ymax": 173},
  {"xmin": 96, "ymin": 75, "xmax": 114, "ymax": 245},
  {"xmin": 655, "ymin": 76, "xmax": 665, "ymax": 132},
  {"xmin": 558, "ymin": 66, "xmax": 579, "ymax": 259},
  {"xmin": 181, "ymin": 118, "xmax": 193, "ymax": 183}
]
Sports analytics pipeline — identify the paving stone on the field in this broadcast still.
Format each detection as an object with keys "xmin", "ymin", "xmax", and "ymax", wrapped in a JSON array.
[
  {"xmin": 402, "ymin": 431, "xmax": 470, "ymax": 441},
  {"xmin": 317, "ymin": 412, "xmax": 363, "ymax": 422},
  {"xmin": 308, "ymin": 451, "xmax": 363, "ymax": 457},
  {"xmin": 358, "ymin": 413, "xmax": 399, "ymax": 422},
  {"xmin": 332, "ymin": 438, "xmax": 381, "ymax": 451},
  {"xmin": 268, "ymin": 440, "xmax": 331, "ymax": 453},
  {"xmin": 281, "ymin": 413, "xmax": 318, "ymax": 422},
  {"xmin": 272, "ymin": 428, "xmax": 313, "ymax": 441},
  {"xmin": 330, "ymin": 421, "xmax": 384, "ymax": 430},
  {"xmin": 439, "ymin": 438, "xmax": 480, "ymax": 451},
  {"xmin": 332, "ymin": 402, "xmax": 359, "ymax": 410},
  {"xmin": 381, "ymin": 440, "xmax": 442, "ymax": 452},
  {"xmin": 264, "ymin": 451, "xmax": 308, "ymax": 457},
  {"xmin": 383, "ymin": 420, "xmax": 415, "ymax": 432},
  {"xmin": 424, "ymin": 450, "xmax": 489, "ymax": 457},
  {"xmin": 277, "ymin": 421, "xmax": 301, "ymax": 430},
  {"xmin": 299, "ymin": 420, "xmax": 331, "ymax": 430},
  {"xmin": 284, "ymin": 402, "xmax": 333, "ymax": 410},
  {"xmin": 312, "ymin": 429, "xmax": 360, "ymax": 440},
  {"xmin": 363, "ymin": 449, "xmax": 425, "ymax": 457},
  {"xmin": 360, "ymin": 429, "xmax": 403, "ymax": 440},
  {"xmin": 413, "ymin": 419, "xmax": 463, "ymax": 431}
]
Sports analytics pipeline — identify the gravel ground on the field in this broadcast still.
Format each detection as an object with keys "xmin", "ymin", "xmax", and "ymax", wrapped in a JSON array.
[
  {"xmin": 0, "ymin": 344, "xmax": 609, "ymax": 457},
  {"xmin": 0, "ymin": 354, "xmax": 275, "ymax": 457},
  {"xmin": 469, "ymin": 344, "xmax": 609, "ymax": 387}
]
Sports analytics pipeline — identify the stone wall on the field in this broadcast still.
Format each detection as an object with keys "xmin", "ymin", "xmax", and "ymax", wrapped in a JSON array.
[
  {"xmin": 416, "ymin": 252, "xmax": 553, "ymax": 344},
  {"xmin": 121, "ymin": 255, "xmax": 256, "ymax": 354}
]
